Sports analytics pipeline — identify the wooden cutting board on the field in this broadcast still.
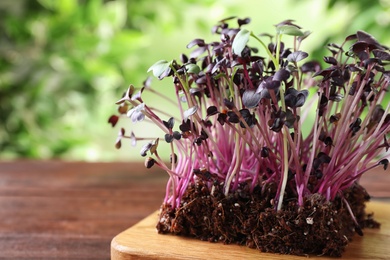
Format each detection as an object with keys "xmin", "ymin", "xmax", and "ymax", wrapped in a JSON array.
[{"xmin": 111, "ymin": 201, "xmax": 390, "ymax": 259}]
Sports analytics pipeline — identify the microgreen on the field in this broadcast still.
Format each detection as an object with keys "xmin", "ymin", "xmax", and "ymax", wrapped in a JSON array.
[{"xmin": 109, "ymin": 17, "xmax": 389, "ymax": 211}]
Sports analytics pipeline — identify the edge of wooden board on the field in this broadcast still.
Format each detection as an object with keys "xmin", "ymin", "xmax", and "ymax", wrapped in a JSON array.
[{"xmin": 111, "ymin": 201, "xmax": 390, "ymax": 260}]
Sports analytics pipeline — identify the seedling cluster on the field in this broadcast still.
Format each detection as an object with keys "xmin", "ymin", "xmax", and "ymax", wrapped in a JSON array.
[{"xmin": 109, "ymin": 17, "xmax": 389, "ymax": 213}]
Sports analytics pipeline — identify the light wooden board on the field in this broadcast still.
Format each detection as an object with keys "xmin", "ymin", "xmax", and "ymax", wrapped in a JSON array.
[{"xmin": 111, "ymin": 201, "xmax": 390, "ymax": 259}]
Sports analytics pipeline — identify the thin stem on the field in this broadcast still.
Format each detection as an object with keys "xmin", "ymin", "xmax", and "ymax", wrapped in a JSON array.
[
  {"xmin": 250, "ymin": 32, "xmax": 278, "ymax": 66},
  {"xmin": 277, "ymin": 126, "xmax": 289, "ymax": 211}
]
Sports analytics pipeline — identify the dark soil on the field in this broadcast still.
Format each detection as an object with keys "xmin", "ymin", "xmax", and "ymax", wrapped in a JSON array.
[{"xmin": 156, "ymin": 181, "xmax": 379, "ymax": 257}]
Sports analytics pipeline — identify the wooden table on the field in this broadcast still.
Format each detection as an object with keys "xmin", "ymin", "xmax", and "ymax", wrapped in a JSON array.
[{"xmin": 0, "ymin": 161, "xmax": 389, "ymax": 259}]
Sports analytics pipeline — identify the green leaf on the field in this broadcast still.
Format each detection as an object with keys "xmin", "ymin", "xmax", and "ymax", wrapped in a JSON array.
[
  {"xmin": 185, "ymin": 63, "xmax": 201, "ymax": 74},
  {"xmin": 232, "ymin": 29, "xmax": 251, "ymax": 56},
  {"xmin": 147, "ymin": 60, "xmax": 170, "ymax": 78},
  {"xmin": 298, "ymin": 31, "xmax": 312, "ymax": 42},
  {"xmin": 276, "ymin": 25, "xmax": 304, "ymax": 36}
]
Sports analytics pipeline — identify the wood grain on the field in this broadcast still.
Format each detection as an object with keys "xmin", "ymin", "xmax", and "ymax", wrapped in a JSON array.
[
  {"xmin": 0, "ymin": 161, "xmax": 388, "ymax": 259},
  {"xmin": 0, "ymin": 161, "xmax": 167, "ymax": 260},
  {"xmin": 112, "ymin": 201, "xmax": 390, "ymax": 259}
]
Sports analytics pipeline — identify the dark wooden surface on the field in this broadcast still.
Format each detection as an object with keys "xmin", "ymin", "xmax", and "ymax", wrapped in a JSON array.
[{"xmin": 0, "ymin": 161, "xmax": 389, "ymax": 259}]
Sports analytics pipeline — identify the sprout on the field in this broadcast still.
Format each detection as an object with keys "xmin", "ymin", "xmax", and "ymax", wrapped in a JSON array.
[{"xmin": 127, "ymin": 103, "xmax": 145, "ymax": 123}]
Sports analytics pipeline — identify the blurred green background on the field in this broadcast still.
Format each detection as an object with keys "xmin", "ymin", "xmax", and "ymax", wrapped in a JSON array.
[{"xmin": 0, "ymin": 0, "xmax": 389, "ymax": 161}]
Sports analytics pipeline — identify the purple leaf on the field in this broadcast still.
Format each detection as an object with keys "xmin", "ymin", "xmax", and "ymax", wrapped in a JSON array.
[
  {"xmin": 183, "ymin": 106, "xmax": 198, "ymax": 121},
  {"xmin": 186, "ymin": 38, "xmax": 206, "ymax": 49},
  {"xmin": 287, "ymin": 51, "xmax": 308, "ymax": 62},
  {"xmin": 163, "ymin": 117, "xmax": 175, "ymax": 129},
  {"xmin": 206, "ymin": 106, "xmax": 218, "ymax": 116},
  {"xmin": 323, "ymin": 56, "xmax": 338, "ymax": 65},
  {"xmin": 108, "ymin": 115, "xmax": 119, "ymax": 127},
  {"xmin": 140, "ymin": 142, "xmax": 152, "ymax": 157},
  {"xmin": 242, "ymin": 90, "xmax": 262, "ymax": 108},
  {"xmin": 373, "ymin": 49, "xmax": 390, "ymax": 61},
  {"xmin": 274, "ymin": 68, "xmax": 290, "ymax": 82}
]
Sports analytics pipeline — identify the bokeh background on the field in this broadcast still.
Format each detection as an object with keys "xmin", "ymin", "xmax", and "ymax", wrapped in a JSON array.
[{"xmin": 1, "ymin": 0, "xmax": 389, "ymax": 161}]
